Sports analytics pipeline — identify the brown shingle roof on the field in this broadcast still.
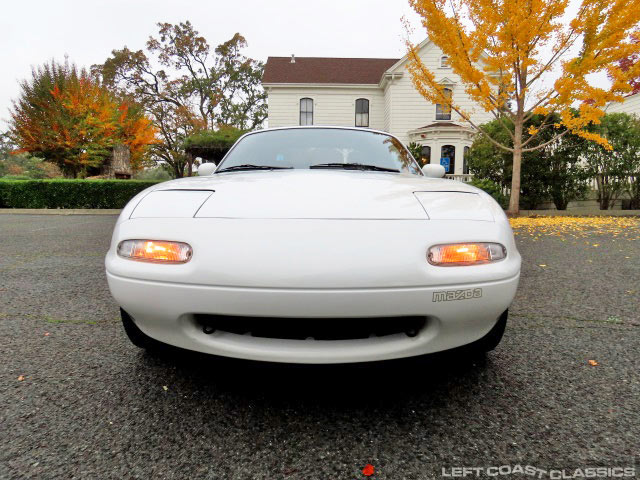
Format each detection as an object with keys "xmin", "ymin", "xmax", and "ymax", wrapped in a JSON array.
[{"xmin": 262, "ymin": 57, "xmax": 399, "ymax": 85}]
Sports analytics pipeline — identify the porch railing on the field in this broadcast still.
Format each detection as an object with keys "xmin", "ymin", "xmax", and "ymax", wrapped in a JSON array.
[{"xmin": 444, "ymin": 173, "xmax": 474, "ymax": 183}]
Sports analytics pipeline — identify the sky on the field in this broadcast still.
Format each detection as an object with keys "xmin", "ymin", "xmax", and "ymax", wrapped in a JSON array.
[{"xmin": 0, "ymin": 0, "xmax": 424, "ymax": 129}]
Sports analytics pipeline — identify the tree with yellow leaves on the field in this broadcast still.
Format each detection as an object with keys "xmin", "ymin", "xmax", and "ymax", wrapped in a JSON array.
[{"xmin": 406, "ymin": 0, "xmax": 640, "ymax": 214}]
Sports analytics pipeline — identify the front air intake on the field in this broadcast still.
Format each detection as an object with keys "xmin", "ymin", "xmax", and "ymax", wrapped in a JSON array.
[{"xmin": 194, "ymin": 314, "xmax": 427, "ymax": 340}]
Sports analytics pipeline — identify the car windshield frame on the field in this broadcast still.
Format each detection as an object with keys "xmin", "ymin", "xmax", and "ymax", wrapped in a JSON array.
[{"xmin": 215, "ymin": 127, "xmax": 423, "ymax": 176}]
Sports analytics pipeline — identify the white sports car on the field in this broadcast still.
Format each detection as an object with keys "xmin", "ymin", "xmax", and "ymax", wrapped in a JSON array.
[{"xmin": 106, "ymin": 127, "xmax": 521, "ymax": 363}]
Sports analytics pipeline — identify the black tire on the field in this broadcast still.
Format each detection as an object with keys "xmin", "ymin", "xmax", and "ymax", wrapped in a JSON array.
[
  {"xmin": 468, "ymin": 309, "xmax": 508, "ymax": 354},
  {"xmin": 120, "ymin": 308, "xmax": 158, "ymax": 350}
]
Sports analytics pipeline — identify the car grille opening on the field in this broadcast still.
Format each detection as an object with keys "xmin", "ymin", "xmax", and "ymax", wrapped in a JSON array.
[{"xmin": 193, "ymin": 314, "xmax": 427, "ymax": 341}]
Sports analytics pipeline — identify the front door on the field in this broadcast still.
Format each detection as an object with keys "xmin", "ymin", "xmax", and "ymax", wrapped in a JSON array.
[{"xmin": 441, "ymin": 145, "xmax": 456, "ymax": 174}]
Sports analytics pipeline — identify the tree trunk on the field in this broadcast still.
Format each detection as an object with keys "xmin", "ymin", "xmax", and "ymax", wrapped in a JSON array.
[
  {"xmin": 186, "ymin": 152, "xmax": 194, "ymax": 177},
  {"xmin": 596, "ymin": 174, "xmax": 610, "ymax": 210},
  {"xmin": 507, "ymin": 118, "xmax": 523, "ymax": 215},
  {"xmin": 553, "ymin": 194, "xmax": 568, "ymax": 210}
]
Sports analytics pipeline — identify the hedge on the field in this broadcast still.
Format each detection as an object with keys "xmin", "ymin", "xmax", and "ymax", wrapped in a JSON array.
[
  {"xmin": 469, "ymin": 178, "xmax": 509, "ymax": 209},
  {"xmin": 0, "ymin": 179, "xmax": 162, "ymax": 209}
]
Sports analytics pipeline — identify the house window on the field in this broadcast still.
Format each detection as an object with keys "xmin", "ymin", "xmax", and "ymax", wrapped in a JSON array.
[
  {"xmin": 300, "ymin": 98, "xmax": 313, "ymax": 125},
  {"xmin": 436, "ymin": 88, "xmax": 452, "ymax": 121},
  {"xmin": 463, "ymin": 146, "xmax": 470, "ymax": 174},
  {"xmin": 441, "ymin": 145, "xmax": 455, "ymax": 174},
  {"xmin": 355, "ymin": 98, "xmax": 369, "ymax": 127},
  {"xmin": 420, "ymin": 145, "xmax": 431, "ymax": 165},
  {"xmin": 441, "ymin": 56, "xmax": 450, "ymax": 68}
]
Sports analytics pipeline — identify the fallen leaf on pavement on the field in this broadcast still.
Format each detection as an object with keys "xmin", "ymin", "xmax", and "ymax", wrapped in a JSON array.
[
  {"xmin": 362, "ymin": 464, "xmax": 375, "ymax": 476},
  {"xmin": 17, "ymin": 375, "xmax": 25, "ymax": 381},
  {"xmin": 588, "ymin": 360, "xmax": 598, "ymax": 366},
  {"xmin": 509, "ymin": 217, "xmax": 640, "ymax": 240}
]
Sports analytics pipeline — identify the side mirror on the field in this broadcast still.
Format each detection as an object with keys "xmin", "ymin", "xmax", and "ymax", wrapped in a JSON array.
[
  {"xmin": 197, "ymin": 162, "xmax": 217, "ymax": 176},
  {"xmin": 422, "ymin": 164, "xmax": 446, "ymax": 178}
]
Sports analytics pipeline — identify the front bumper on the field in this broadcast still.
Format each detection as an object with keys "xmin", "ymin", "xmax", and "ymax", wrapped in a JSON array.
[{"xmin": 107, "ymin": 271, "xmax": 519, "ymax": 363}]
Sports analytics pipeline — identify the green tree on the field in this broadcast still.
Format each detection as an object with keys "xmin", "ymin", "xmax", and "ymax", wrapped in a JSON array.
[
  {"xmin": 214, "ymin": 36, "xmax": 268, "ymax": 130},
  {"xmin": 545, "ymin": 135, "xmax": 590, "ymax": 210},
  {"xmin": 0, "ymin": 131, "xmax": 14, "ymax": 157},
  {"xmin": 407, "ymin": 142, "xmax": 424, "ymax": 163},
  {"xmin": 466, "ymin": 114, "xmax": 589, "ymax": 210},
  {"xmin": 583, "ymin": 113, "xmax": 640, "ymax": 209},
  {"xmin": 94, "ymin": 22, "xmax": 266, "ymax": 178},
  {"xmin": 466, "ymin": 117, "xmax": 547, "ymax": 209}
]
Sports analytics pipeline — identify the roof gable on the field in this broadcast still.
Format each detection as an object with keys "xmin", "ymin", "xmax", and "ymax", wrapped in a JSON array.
[
  {"xmin": 384, "ymin": 38, "xmax": 434, "ymax": 74},
  {"xmin": 262, "ymin": 57, "xmax": 399, "ymax": 85},
  {"xmin": 383, "ymin": 39, "xmax": 489, "ymax": 78}
]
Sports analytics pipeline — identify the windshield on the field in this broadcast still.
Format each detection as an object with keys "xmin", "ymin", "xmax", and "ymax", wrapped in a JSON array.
[{"xmin": 217, "ymin": 128, "xmax": 422, "ymax": 175}]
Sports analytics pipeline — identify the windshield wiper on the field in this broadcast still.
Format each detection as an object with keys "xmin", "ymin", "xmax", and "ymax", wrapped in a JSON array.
[
  {"xmin": 216, "ymin": 164, "xmax": 293, "ymax": 173},
  {"xmin": 309, "ymin": 162, "xmax": 399, "ymax": 173}
]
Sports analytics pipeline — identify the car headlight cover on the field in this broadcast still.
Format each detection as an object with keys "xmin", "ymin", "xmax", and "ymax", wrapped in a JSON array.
[
  {"xmin": 117, "ymin": 240, "xmax": 193, "ymax": 264},
  {"xmin": 428, "ymin": 243, "xmax": 506, "ymax": 266}
]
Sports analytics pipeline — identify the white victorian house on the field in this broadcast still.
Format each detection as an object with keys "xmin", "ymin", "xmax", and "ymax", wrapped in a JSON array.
[
  {"xmin": 606, "ymin": 92, "xmax": 640, "ymax": 117},
  {"xmin": 262, "ymin": 39, "xmax": 492, "ymax": 177}
]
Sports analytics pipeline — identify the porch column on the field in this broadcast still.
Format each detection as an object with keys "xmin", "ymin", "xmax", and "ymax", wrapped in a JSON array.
[
  {"xmin": 454, "ymin": 142, "xmax": 464, "ymax": 175},
  {"xmin": 431, "ymin": 143, "xmax": 441, "ymax": 165}
]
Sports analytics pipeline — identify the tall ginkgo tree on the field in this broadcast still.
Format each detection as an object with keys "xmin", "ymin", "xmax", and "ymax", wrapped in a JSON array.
[{"xmin": 406, "ymin": 0, "xmax": 640, "ymax": 214}]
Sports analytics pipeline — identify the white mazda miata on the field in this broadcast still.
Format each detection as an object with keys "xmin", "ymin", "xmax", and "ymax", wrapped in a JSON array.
[{"xmin": 106, "ymin": 127, "xmax": 521, "ymax": 363}]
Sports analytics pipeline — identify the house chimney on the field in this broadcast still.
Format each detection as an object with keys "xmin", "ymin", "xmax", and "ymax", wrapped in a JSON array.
[{"xmin": 290, "ymin": 54, "xmax": 295, "ymax": 63}]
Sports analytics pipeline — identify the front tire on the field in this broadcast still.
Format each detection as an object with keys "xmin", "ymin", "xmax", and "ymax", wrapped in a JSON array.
[
  {"xmin": 120, "ymin": 308, "xmax": 158, "ymax": 350},
  {"xmin": 469, "ymin": 309, "xmax": 508, "ymax": 354}
]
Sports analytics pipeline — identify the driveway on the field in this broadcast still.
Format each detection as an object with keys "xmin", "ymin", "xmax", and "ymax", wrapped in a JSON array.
[{"xmin": 1, "ymin": 214, "xmax": 639, "ymax": 479}]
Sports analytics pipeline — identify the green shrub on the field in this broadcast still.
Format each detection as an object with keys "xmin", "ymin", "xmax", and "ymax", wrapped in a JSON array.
[
  {"xmin": 406, "ymin": 142, "xmax": 424, "ymax": 163},
  {"xmin": 0, "ymin": 179, "xmax": 160, "ymax": 209},
  {"xmin": 469, "ymin": 178, "xmax": 508, "ymax": 209},
  {"xmin": 182, "ymin": 127, "xmax": 246, "ymax": 151},
  {"xmin": 0, "ymin": 153, "xmax": 63, "ymax": 179},
  {"xmin": 133, "ymin": 166, "xmax": 172, "ymax": 181},
  {"xmin": 182, "ymin": 126, "xmax": 247, "ymax": 165}
]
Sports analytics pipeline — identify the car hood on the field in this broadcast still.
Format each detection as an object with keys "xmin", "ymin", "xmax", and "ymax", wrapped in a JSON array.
[{"xmin": 133, "ymin": 170, "xmax": 490, "ymax": 220}]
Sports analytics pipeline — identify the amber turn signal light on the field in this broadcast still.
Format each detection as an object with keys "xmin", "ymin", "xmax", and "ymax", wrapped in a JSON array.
[
  {"xmin": 117, "ymin": 240, "xmax": 193, "ymax": 264},
  {"xmin": 428, "ymin": 243, "xmax": 505, "ymax": 266}
]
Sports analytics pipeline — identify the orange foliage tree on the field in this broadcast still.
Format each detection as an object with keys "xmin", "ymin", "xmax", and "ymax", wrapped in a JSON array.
[
  {"xmin": 10, "ymin": 60, "xmax": 157, "ymax": 178},
  {"xmin": 406, "ymin": 0, "xmax": 640, "ymax": 214}
]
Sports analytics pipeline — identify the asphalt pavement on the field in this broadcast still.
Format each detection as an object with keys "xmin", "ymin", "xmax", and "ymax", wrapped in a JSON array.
[{"xmin": 0, "ymin": 214, "xmax": 638, "ymax": 479}]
